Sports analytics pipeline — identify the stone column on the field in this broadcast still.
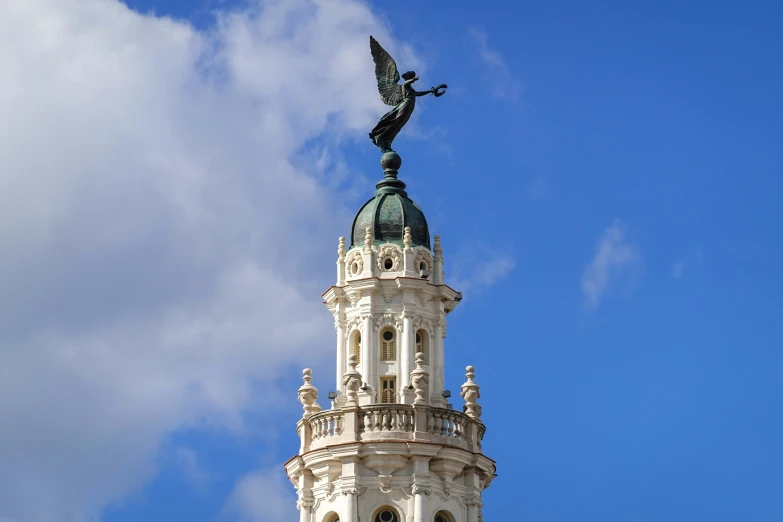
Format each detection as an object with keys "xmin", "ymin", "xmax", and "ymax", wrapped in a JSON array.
[
  {"xmin": 466, "ymin": 499, "xmax": 479, "ymax": 522},
  {"xmin": 399, "ymin": 312, "xmax": 414, "ymax": 401},
  {"xmin": 412, "ymin": 484, "xmax": 431, "ymax": 522},
  {"xmin": 362, "ymin": 315, "xmax": 374, "ymax": 393},
  {"xmin": 297, "ymin": 499, "xmax": 312, "ymax": 522},
  {"xmin": 342, "ymin": 489, "xmax": 358, "ymax": 522},
  {"xmin": 335, "ymin": 316, "xmax": 346, "ymax": 393},
  {"xmin": 432, "ymin": 319, "xmax": 445, "ymax": 405}
]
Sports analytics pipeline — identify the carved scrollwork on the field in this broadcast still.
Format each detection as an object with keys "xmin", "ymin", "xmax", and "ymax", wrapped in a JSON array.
[
  {"xmin": 373, "ymin": 313, "xmax": 402, "ymax": 333},
  {"xmin": 414, "ymin": 248, "xmax": 433, "ymax": 272},
  {"xmin": 296, "ymin": 498, "xmax": 314, "ymax": 510},
  {"xmin": 378, "ymin": 475, "xmax": 393, "ymax": 494},
  {"xmin": 345, "ymin": 249, "xmax": 364, "ymax": 277},
  {"xmin": 411, "ymin": 484, "xmax": 432, "ymax": 496},
  {"xmin": 376, "ymin": 244, "xmax": 402, "ymax": 271},
  {"xmin": 412, "ymin": 317, "xmax": 434, "ymax": 338}
]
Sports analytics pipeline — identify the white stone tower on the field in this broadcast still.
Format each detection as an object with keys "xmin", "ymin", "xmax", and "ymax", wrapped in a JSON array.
[{"xmin": 286, "ymin": 152, "xmax": 496, "ymax": 522}]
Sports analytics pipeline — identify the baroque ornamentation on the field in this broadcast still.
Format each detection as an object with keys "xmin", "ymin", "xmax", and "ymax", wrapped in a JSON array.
[
  {"xmin": 342, "ymin": 355, "xmax": 363, "ymax": 405},
  {"xmin": 378, "ymin": 475, "xmax": 393, "ymax": 494},
  {"xmin": 343, "ymin": 315, "xmax": 365, "ymax": 340},
  {"xmin": 364, "ymin": 227, "xmax": 373, "ymax": 254},
  {"xmin": 297, "ymin": 369, "xmax": 321, "ymax": 418},
  {"xmin": 460, "ymin": 365, "xmax": 482, "ymax": 419},
  {"xmin": 414, "ymin": 247, "xmax": 433, "ymax": 271},
  {"xmin": 410, "ymin": 352, "xmax": 430, "ymax": 405},
  {"xmin": 337, "ymin": 236, "xmax": 346, "ymax": 262},
  {"xmin": 411, "ymin": 484, "xmax": 432, "ymax": 496},
  {"xmin": 373, "ymin": 313, "xmax": 402, "ymax": 333},
  {"xmin": 376, "ymin": 244, "xmax": 402, "ymax": 271},
  {"xmin": 345, "ymin": 248, "xmax": 364, "ymax": 277},
  {"xmin": 412, "ymin": 316, "xmax": 434, "ymax": 338},
  {"xmin": 296, "ymin": 498, "xmax": 314, "ymax": 510}
]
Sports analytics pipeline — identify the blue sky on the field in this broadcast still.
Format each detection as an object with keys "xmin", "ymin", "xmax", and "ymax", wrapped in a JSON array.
[{"xmin": 2, "ymin": 1, "xmax": 782, "ymax": 521}]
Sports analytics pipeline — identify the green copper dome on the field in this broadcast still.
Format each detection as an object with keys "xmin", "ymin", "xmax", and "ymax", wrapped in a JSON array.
[{"xmin": 350, "ymin": 152, "xmax": 431, "ymax": 249}]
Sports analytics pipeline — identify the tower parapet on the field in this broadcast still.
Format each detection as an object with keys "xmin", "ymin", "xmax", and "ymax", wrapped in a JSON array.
[{"xmin": 286, "ymin": 154, "xmax": 496, "ymax": 522}]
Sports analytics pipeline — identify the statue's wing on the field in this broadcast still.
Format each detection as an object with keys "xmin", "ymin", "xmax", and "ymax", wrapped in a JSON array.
[{"xmin": 370, "ymin": 36, "xmax": 403, "ymax": 106}]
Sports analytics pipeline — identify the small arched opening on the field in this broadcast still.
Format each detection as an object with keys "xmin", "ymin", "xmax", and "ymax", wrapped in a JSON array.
[
  {"xmin": 434, "ymin": 510, "xmax": 454, "ymax": 522},
  {"xmin": 350, "ymin": 330, "xmax": 361, "ymax": 365},
  {"xmin": 373, "ymin": 507, "xmax": 400, "ymax": 522}
]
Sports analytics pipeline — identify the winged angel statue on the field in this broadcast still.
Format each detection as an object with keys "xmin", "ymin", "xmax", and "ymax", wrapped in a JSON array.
[{"xmin": 369, "ymin": 36, "xmax": 447, "ymax": 153}]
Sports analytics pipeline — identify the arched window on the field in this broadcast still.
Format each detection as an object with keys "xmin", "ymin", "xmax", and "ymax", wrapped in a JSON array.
[
  {"xmin": 374, "ymin": 508, "xmax": 399, "ymax": 522},
  {"xmin": 380, "ymin": 328, "xmax": 396, "ymax": 361},
  {"xmin": 434, "ymin": 511, "xmax": 453, "ymax": 522},
  {"xmin": 324, "ymin": 514, "xmax": 340, "ymax": 522},
  {"xmin": 351, "ymin": 330, "xmax": 361, "ymax": 365},
  {"xmin": 415, "ymin": 329, "xmax": 427, "ymax": 357}
]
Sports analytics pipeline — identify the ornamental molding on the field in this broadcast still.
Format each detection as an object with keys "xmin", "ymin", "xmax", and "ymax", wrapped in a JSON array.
[
  {"xmin": 345, "ymin": 249, "xmax": 364, "ymax": 277},
  {"xmin": 378, "ymin": 475, "xmax": 393, "ymax": 494},
  {"xmin": 344, "ymin": 314, "xmax": 371, "ymax": 339},
  {"xmin": 414, "ymin": 248, "xmax": 433, "ymax": 271},
  {"xmin": 411, "ymin": 484, "xmax": 432, "ymax": 496},
  {"xmin": 376, "ymin": 244, "xmax": 402, "ymax": 272},
  {"xmin": 295, "ymin": 498, "xmax": 314, "ymax": 510},
  {"xmin": 412, "ymin": 317, "xmax": 434, "ymax": 338},
  {"xmin": 373, "ymin": 313, "xmax": 402, "ymax": 333}
]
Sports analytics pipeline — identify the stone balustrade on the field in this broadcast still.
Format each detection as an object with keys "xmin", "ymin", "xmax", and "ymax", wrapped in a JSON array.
[
  {"xmin": 359, "ymin": 405, "xmax": 415, "ymax": 436},
  {"xmin": 306, "ymin": 403, "xmax": 485, "ymax": 452},
  {"xmin": 310, "ymin": 410, "xmax": 345, "ymax": 443}
]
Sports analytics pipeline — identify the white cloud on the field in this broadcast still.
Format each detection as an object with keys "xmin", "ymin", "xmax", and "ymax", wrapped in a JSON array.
[
  {"xmin": 469, "ymin": 27, "xmax": 522, "ymax": 101},
  {"xmin": 172, "ymin": 447, "xmax": 213, "ymax": 491},
  {"xmin": 0, "ymin": 0, "xmax": 400, "ymax": 520},
  {"xmin": 581, "ymin": 220, "xmax": 642, "ymax": 309},
  {"xmin": 450, "ymin": 247, "xmax": 516, "ymax": 295},
  {"xmin": 221, "ymin": 467, "xmax": 294, "ymax": 522}
]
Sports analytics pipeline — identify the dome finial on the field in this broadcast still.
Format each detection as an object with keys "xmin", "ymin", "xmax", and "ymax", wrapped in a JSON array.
[{"xmin": 376, "ymin": 152, "xmax": 407, "ymax": 195}]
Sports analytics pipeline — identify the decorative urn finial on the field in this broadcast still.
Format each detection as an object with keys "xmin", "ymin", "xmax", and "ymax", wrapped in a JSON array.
[
  {"xmin": 410, "ymin": 352, "xmax": 430, "ymax": 405},
  {"xmin": 298, "ymin": 368, "xmax": 322, "ymax": 418},
  {"xmin": 342, "ymin": 354, "xmax": 363, "ymax": 406},
  {"xmin": 460, "ymin": 365, "xmax": 482, "ymax": 419}
]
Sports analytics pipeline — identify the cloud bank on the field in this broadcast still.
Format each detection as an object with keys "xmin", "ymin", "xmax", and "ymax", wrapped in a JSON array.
[
  {"xmin": 581, "ymin": 220, "xmax": 642, "ymax": 309},
  {"xmin": 0, "ymin": 0, "xmax": 400, "ymax": 520}
]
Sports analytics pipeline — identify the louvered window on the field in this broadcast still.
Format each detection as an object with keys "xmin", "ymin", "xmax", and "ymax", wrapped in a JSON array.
[
  {"xmin": 380, "ymin": 329, "xmax": 396, "ymax": 361},
  {"xmin": 380, "ymin": 378, "xmax": 396, "ymax": 404},
  {"xmin": 351, "ymin": 331, "xmax": 361, "ymax": 365}
]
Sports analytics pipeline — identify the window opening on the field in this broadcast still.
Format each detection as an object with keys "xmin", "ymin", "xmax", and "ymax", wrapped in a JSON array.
[
  {"xmin": 380, "ymin": 377, "xmax": 396, "ymax": 404},
  {"xmin": 381, "ymin": 329, "xmax": 396, "ymax": 361},
  {"xmin": 351, "ymin": 331, "xmax": 361, "ymax": 365},
  {"xmin": 374, "ymin": 508, "xmax": 399, "ymax": 522}
]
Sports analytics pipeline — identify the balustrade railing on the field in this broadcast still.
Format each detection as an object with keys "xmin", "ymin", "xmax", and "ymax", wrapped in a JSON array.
[
  {"xmin": 305, "ymin": 404, "xmax": 483, "ymax": 452},
  {"xmin": 309, "ymin": 410, "xmax": 344, "ymax": 441},
  {"xmin": 359, "ymin": 405, "xmax": 415, "ymax": 434},
  {"xmin": 427, "ymin": 407, "xmax": 467, "ymax": 443}
]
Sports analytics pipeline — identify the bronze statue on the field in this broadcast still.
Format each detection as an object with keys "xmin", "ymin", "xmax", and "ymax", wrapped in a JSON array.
[{"xmin": 369, "ymin": 36, "xmax": 447, "ymax": 153}]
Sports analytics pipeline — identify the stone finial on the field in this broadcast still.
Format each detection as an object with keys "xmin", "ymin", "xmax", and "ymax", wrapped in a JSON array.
[
  {"xmin": 342, "ymin": 354, "xmax": 363, "ymax": 406},
  {"xmin": 337, "ymin": 237, "xmax": 346, "ymax": 260},
  {"xmin": 410, "ymin": 352, "xmax": 430, "ymax": 405},
  {"xmin": 434, "ymin": 235, "xmax": 443, "ymax": 260},
  {"xmin": 460, "ymin": 365, "xmax": 481, "ymax": 419},
  {"xmin": 403, "ymin": 226, "xmax": 412, "ymax": 251},
  {"xmin": 364, "ymin": 227, "xmax": 373, "ymax": 254},
  {"xmin": 298, "ymin": 369, "xmax": 322, "ymax": 418}
]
